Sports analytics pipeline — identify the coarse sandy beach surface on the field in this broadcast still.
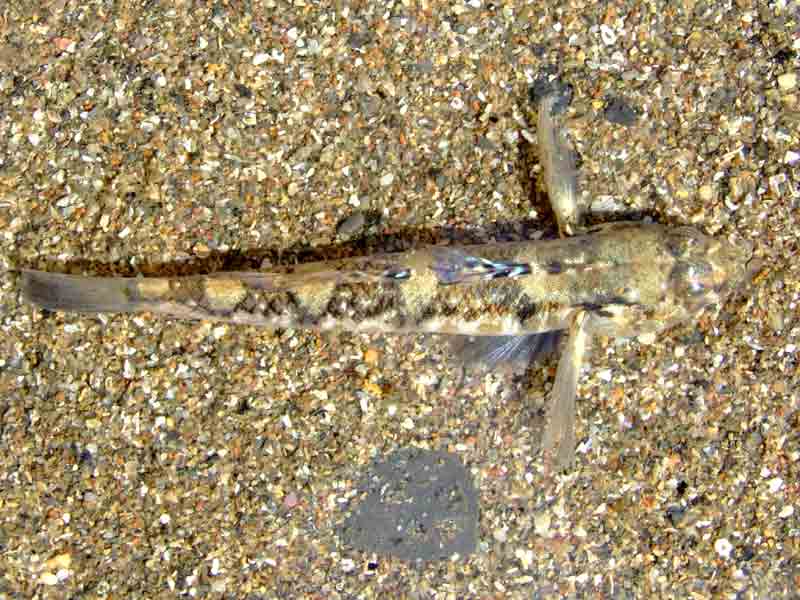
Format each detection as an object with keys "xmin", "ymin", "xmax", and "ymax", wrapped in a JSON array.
[{"xmin": 0, "ymin": 1, "xmax": 798, "ymax": 598}]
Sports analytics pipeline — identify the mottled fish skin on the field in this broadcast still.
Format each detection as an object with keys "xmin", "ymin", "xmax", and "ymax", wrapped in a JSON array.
[{"xmin": 21, "ymin": 221, "xmax": 752, "ymax": 341}]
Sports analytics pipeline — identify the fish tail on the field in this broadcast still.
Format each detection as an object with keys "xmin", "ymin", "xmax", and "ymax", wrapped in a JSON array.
[{"xmin": 21, "ymin": 270, "xmax": 141, "ymax": 313}]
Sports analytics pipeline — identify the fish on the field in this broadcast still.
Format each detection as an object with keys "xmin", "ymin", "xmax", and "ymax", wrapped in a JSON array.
[{"xmin": 19, "ymin": 89, "xmax": 755, "ymax": 470}]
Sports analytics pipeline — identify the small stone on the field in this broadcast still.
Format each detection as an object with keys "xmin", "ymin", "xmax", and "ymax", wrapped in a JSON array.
[
  {"xmin": 604, "ymin": 97, "xmax": 638, "ymax": 126},
  {"xmin": 53, "ymin": 37, "xmax": 77, "ymax": 52},
  {"xmin": 715, "ymin": 537, "xmax": 733, "ymax": 559},
  {"xmin": 336, "ymin": 212, "xmax": 366, "ymax": 236},
  {"xmin": 515, "ymin": 547, "xmax": 534, "ymax": 569},
  {"xmin": 363, "ymin": 347, "xmax": 380, "ymax": 364},
  {"xmin": 45, "ymin": 553, "xmax": 72, "ymax": 570},
  {"xmin": 39, "ymin": 572, "xmax": 59, "ymax": 586},
  {"xmin": 768, "ymin": 477, "xmax": 784, "ymax": 493},
  {"xmin": 341, "ymin": 558, "xmax": 356, "ymax": 573},
  {"xmin": 283, "ymin": 492, "xmax": 300, "ymax": 509},
  {"xmin": 777, "ymin": 72, "xmax": 797, "ymax": 91},
  {"xmin": 600, "ymin": 24, "xmax": 617, "ymax": 45},
  {"xmin": 534, "ymin": 511, "xmax": 551, "ymax": 536},
  {"xmin": 698, "ymin": 184, "xmax": 715, "ymax": 202},
  {"xmin": 638, "ymin": 332, "xmax": 656, "ymax": 345},
  {"xmin": 730, "ymin": 172, "xmax": 757, "ymax": 201}
]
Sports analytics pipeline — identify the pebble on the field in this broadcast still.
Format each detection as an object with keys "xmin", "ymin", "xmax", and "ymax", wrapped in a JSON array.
[
  {"xmin": 715, "ymin": 538, "xmax": 733, "ymax": 559},
  {"xmin": 777, "ymin": 72, "xmax": 797, "ymax": 91},
  {"xmin": 336, "ymin": 212, "xmax": 366, "ymax": 236},
  {"xmin": 39, "ymin": 572, "xmax": 60, "ymax": 586}
]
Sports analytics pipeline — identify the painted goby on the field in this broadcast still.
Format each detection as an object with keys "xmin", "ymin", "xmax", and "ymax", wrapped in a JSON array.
[{"xmin": 20, "ymin": 92, "xmax": 755, "ymax": 469}]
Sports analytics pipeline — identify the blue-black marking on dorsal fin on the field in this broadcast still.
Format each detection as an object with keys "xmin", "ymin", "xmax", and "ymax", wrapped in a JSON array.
[
  {"xmin": 430, "ymin": 248, "xmax": 531, "ymax": 285},
  {"xmin": 383, "ymin": 267, "xmax": 411, "ymax": 280}
]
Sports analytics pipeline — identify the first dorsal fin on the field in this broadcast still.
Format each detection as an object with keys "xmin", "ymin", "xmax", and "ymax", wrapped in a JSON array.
[{"xmin": 430, "ymin": 248, "xmax": 531, "ymax": 285}]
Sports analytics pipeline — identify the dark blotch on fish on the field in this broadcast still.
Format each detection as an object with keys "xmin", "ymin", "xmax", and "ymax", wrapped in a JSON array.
[{"xmin": 545, "ymin": 260, "xmax": 563, "ymax": 274}]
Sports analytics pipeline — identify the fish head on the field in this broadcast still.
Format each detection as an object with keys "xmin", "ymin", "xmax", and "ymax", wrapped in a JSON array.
[{"xmin": 666, "ymin": 227, "xmax": 755, "ymax": 317}]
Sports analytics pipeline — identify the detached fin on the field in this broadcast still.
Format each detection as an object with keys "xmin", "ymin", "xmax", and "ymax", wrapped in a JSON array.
[
  {"xmin": 450, "ymin": 332, "xmax": 562, "ymax": 373},
  {"xmin": 21, "ymin": 270, "xmax": 141, "ymax": 313},
  {"xmin": 431, "ymin": 248, "xmax": 531, "ymax": 285},
  {"xmin": 542, "ymin": 310, "xmax": 591, "ymax": 470}
]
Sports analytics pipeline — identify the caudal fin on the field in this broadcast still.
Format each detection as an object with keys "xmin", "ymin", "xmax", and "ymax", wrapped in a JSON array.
[{"xmin": 21, "ymin": 270, "xmax": 140, "ymax": 313}]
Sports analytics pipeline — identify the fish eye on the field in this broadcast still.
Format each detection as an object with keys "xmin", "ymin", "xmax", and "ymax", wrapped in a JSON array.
[{"xmin": 672, "ymin": 262, "xmax": 713, "ymax": 299}]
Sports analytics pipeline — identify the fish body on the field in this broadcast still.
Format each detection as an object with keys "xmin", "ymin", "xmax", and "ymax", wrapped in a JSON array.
[
  {"xmin": 22, "ymin": 222, "xmax": 750, "ymax": 340},
  {"xmin": 20, "ymin": 89, "xmax": 754, "ymax": 470}
]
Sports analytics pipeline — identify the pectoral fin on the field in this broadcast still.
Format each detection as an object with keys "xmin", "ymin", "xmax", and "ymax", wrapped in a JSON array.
[
  {"xmin": 542, "ymin": 310, "xmax": 591, "ymax": 470},
  {"xmin": 448, "ymin": 332, "xmax": 563, "ymax": 373},
  {"xmin": 538, "ymin": 92, "xmax": 583, "ymax": 237}
]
